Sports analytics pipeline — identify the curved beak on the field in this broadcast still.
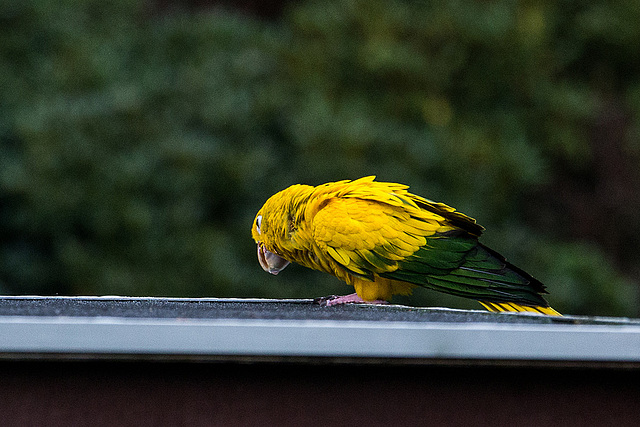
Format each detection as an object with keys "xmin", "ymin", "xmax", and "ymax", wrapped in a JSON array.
[{"xmin": 257, "ymin": 244, "xmax": 290, "ymax": 275}]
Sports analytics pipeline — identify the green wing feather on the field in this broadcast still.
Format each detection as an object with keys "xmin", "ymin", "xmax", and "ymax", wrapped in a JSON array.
[{"xmin": 380, "ymin": 231, "xmax": 550, "ymax": 307}]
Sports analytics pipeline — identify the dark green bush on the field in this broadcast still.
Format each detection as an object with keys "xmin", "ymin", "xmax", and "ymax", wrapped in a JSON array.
[{"xmin": 1, "ymin": 0, "xmax": 639, "ymax": 316}]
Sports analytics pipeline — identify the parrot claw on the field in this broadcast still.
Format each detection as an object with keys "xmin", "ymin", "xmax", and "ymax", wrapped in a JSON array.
[
  {"xmin": 314, "ymin": 293, "xmax": 390, "ymax": 307},
  {"xmin": 313, "ymin": 295, "xmax": 339, "ymax": 306}
]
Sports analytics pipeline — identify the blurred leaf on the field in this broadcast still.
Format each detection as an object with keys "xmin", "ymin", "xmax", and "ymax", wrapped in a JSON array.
[{"xmin": 1, "ymin": 0, "xmax": 639, "ymax": 317}]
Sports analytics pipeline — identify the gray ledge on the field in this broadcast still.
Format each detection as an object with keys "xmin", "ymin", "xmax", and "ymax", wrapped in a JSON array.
[{"xmin": 0, "ymin": 296, "xmax": 639, "ymax": 366}]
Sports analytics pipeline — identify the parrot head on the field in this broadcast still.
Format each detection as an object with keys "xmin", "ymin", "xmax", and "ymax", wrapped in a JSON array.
[
  {"xmin": 251, "ymin": 186, "xmax": 305, "ymax": 275},
  {"xmin": 253, "ymin": 210, "xmax": 290, "ymax": 275}
]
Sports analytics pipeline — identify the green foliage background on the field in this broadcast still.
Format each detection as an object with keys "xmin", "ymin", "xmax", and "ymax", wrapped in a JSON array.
[{"xmin": 2, "ymin": 0, "xmax": 640, "ymax": 316}]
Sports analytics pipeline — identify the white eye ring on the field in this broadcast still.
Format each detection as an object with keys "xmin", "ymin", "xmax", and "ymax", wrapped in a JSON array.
[{"xmin": 256, "ymin": 215, "xmax": 262, "ymax": 234}]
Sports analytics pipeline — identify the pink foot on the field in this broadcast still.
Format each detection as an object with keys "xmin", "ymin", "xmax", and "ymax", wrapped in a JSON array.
[{"xmin": 314, "ymin": 293, "xmax": 390, "ymax": 307}]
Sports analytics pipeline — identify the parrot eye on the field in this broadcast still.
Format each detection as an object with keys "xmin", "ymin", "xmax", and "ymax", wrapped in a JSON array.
[{"xmin": 256, "ymin": 215, "xmax": 262, "ymax": 234}]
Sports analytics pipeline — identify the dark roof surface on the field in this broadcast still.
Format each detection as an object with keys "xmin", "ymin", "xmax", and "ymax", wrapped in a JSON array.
[{"xmin": 0, "ymin": 296, "xmax": 636, "ymax": 325}]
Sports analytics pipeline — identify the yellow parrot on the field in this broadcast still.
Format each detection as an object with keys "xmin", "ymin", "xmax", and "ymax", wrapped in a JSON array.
[{"xmin": 251, "ymin": 176, "xmax": 560, "ymax": 315}]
